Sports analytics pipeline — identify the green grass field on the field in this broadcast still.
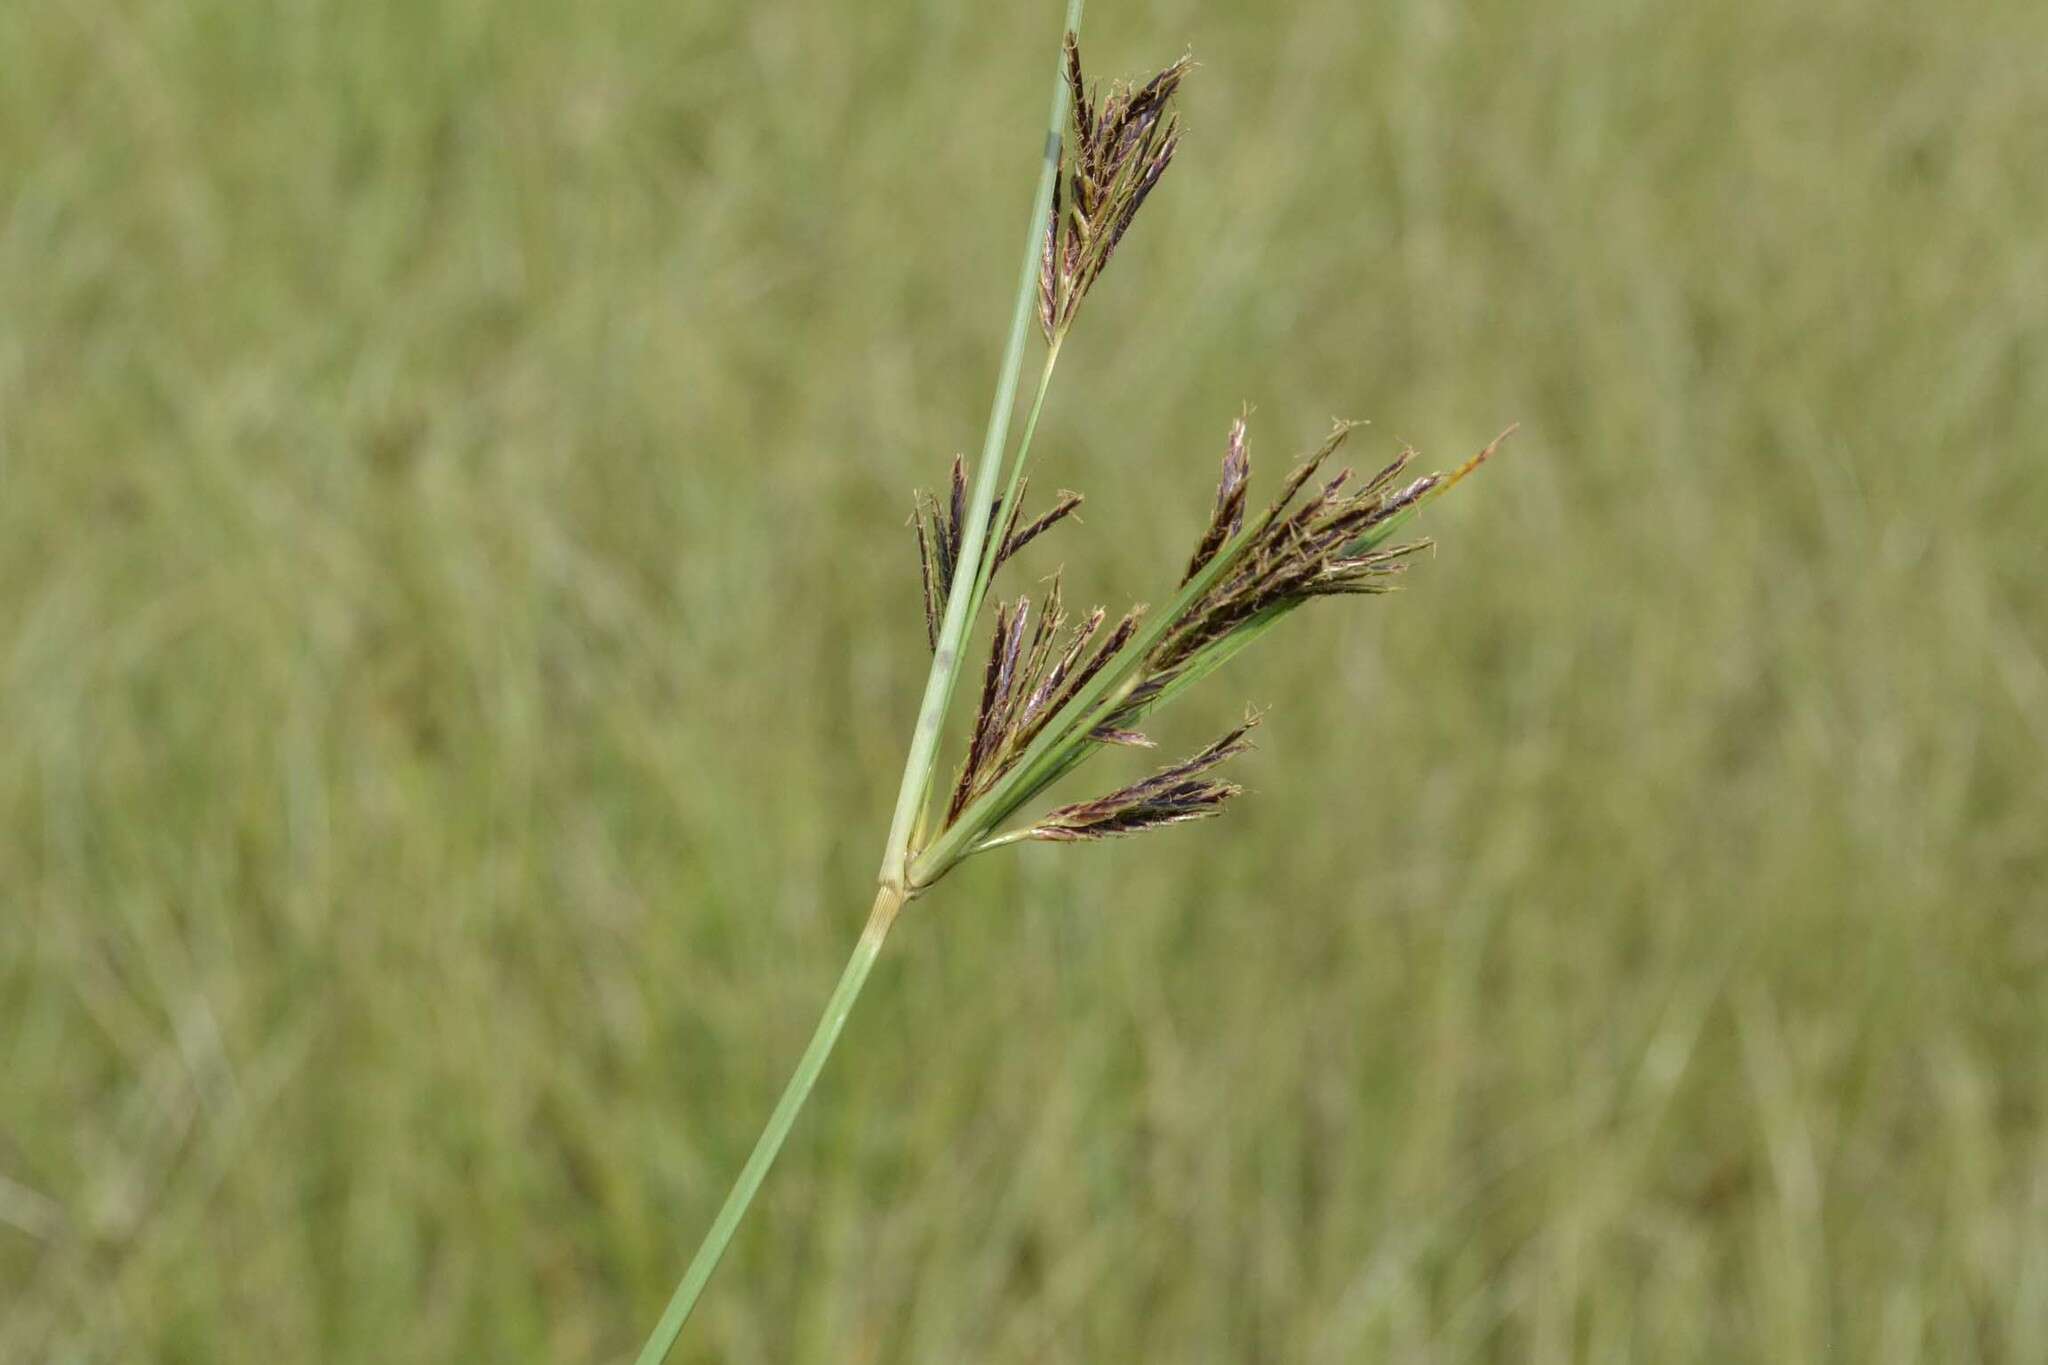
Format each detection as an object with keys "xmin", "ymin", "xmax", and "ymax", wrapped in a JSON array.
[{"xmin": 5, "ymin": 0, "xmax": 2046, "ymax": 1360}]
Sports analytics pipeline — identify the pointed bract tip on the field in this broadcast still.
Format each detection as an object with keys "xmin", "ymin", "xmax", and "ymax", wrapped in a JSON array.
[{"xmin": 1442, "ymin": 423, "xmax": 1517, "ymax": 492}]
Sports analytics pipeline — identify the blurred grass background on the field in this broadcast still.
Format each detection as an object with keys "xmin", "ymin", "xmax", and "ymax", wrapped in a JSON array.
[{"xmin": 4, "ymin": 0, "xmax": 2046, "ymax": 1360}]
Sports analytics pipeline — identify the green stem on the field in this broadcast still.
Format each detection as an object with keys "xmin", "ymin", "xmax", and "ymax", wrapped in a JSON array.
[
  {"xmin": 879, "ymin": 0, "xmax": 1085, "ymax": 893},
  {"xmin": 633, "ymin": 7, "xmax": 1085, "ymax": 1360},
  {"xmin": 632, "ymin": 886, "xmax": 903, "ymax": 1365}
]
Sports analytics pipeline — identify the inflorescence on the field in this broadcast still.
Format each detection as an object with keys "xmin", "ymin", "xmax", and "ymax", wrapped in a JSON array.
[{"xmin": 904, "ymin": 35, "xmax": 1509, "ymax": 889}]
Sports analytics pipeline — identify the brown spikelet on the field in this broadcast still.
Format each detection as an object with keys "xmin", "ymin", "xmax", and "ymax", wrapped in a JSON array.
[
  {"xmin": 996, "ymin": 488, "xmax": 1084, "ymax": 570},
  {"xmin": 914, "ymin": 507, "xmax": 942, "ymax": 649},
  {"xmin": 1013, "ymin": 574, "xmax": 1069, "ymax": 722},
  {"xmin": 991, "ymin": 478, "xmax": 1031, "ymax": 571},
  {"xmin": 1088, "ymin": 725, "xmax": 1154, "ymax": 748},
  {"xmin": 1040, "ymin": 604, "xmax": 1145, "ymax": 728},
  {"xmin": 910, "ymin": 455, "xmax": 973, "ymax": 651},
  {"xmin": 1063, "ymin": 33, "xmax": 1094, "ymax": 144},
  {"xmin": 1039, "ymin": 157, "xmax": 1063, "ymax": 337},
  {"xmin": 1097, "ymin": 117, "xmax": 1178, "ymax": 276},
  {"xmin": 1183, "ymin": 416, "xmax": 1252, "ymax": 584},
  {"xmin": 1237, "ymin": 421, "xmax": 1357, "ymax": 551},
  {"xmin": 1013, "ymin": 605, "xmax": 1106, "ymax": 745},
  {"xmin": 947, "ymin": 456, "xmax": 967, "ymax": 558},
  {"xmin": 949, "ymin": 598, "xmax": 1033, "ymax": 821}
]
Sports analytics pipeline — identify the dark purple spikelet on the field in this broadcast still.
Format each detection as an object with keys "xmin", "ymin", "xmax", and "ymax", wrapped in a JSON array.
[
  {"xmin": 949, "ymin": 597, "xmax": 1033, "ymax": 821},
  {"xmin": 911, "ymin": 459, "xmax": 968, "ymax": 651},
  {"xmin": 945, "ymin": 590, "xmax": 1158, "ymax": 827},
  {"xmin": 1027, "ymin": 716, "xmax": 1259, "ymax": 842},
  {"xmin": 996, "ymin": 487, "xmax": 1084, "ymax": 571},
  {"xmin": 1182, "ymin": 415, "xmax": 1251, "ymax": 585},
  {"xmin": 912, "ymin": 460, "xmax": 1085, "ymax": 654}
]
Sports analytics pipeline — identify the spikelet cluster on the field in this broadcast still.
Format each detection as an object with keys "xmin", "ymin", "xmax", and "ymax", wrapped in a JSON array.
[
  {"xmin": 899, "ymin": 36, "xmax": 1509, "ymax": 886},
  {"xmin": 1039, "ymin": 36, "xmax": 1191, "ymax": 343},
  {"xmin": 909, "ymin": 408, "xmax": 1508, "ymax": 872},
  {"xmin": 914, "ymin": 457, "xmax": 1081, "ymax": 652}
]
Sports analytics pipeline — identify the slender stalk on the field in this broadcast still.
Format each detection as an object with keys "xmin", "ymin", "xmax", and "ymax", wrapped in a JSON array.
[
  {"xmin": 879, "ymin": 0, "xmax": 1085, "ymax": 893},
  {"xmin": 968, "ymin": 342, "xmax": 1063, "ymax": 629},
  {"xmin": 970, "ymin": 829, "xmax": 1035, "ymax": 854},
  {"xmin": 632, "ymin": 886, "xmax": 902, "ymax": 1365},
  {"xmin": 633, "ymin": 7, "xmax": 1083, "ymax": 1360}
]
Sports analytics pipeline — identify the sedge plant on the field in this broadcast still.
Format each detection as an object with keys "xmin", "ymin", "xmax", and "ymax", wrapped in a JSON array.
[{"xmin": 634, "ymin": 7, "xmax": 1510, "ymax": 1360}]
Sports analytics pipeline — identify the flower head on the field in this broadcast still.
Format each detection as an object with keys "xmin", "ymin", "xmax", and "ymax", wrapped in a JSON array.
[{"xmin": 1039, "ymin": 36, "xmax": 1192, "ymax": 343}]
